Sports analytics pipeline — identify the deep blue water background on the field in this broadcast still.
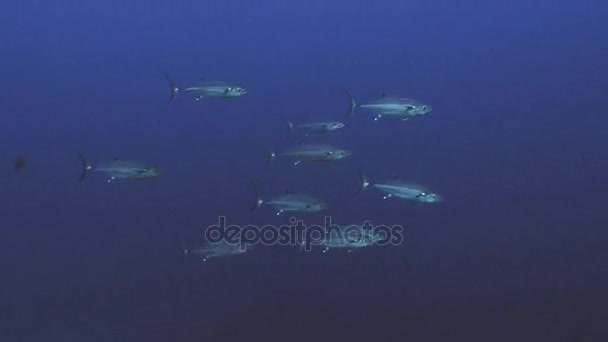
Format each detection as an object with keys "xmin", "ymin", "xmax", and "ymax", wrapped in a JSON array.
[{"xmin": 1, "ymin": 1, "xmax": 607, "ymax": 341}]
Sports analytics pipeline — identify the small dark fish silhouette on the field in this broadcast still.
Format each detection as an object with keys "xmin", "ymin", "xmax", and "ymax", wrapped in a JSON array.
[{"xmin": 14, "ymin": 157, "xmax": 25, "ymax": 173}]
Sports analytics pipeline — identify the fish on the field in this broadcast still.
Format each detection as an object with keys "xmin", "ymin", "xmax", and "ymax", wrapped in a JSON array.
[
  {"xmin": 287, "ymin": 120, "xmax": 346, "ymax": 137},
  {"xmin": 267, "ymin": 143, "xmax": 351, "ymax": 166},
  {"xmin": 346, "ymin": 89, "xmax": 432, "ymax": 121},
  {"xmin": 357, "ymin": 169, "xmax": 443, "ymax": 203},
  {"xmin": 165, "ymin": 74, "xmax": 247, "ymax": 102},
  {"xmin": 286, "ymin": 101, "xmax": 355, "ymax": 137},
  {"xmin": 316, "ymin": 224, "xmax": 382, "ymax": 253},
  {"xmin": 250, "ymin": 182, "xmax": 328, "ymax": 216},
  {"xmin": 178, "ymin": 236, "xmax": 249, "ymax": 262},
  {"xmin": 79, "ymin": 154, "xmax": 162, "ymax": 183}
]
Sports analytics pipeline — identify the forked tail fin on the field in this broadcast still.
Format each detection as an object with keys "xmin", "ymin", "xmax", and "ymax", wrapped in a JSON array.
[
  {"xmin": 265, "ymin": 149, "xmax": 276, "ymax": 167},
  {"xmin": 344, "ymin": 89, "xmax": 357, "ymax": 122},
  {"xmin": 287, "ymin": 121, "xmax": 294, "ymax": 138},
  {"xmin": 250, "ymin": 181, "xmax": 263, "ymax": 211},
  {"xmin": 78, "ymin": 153, "xmax": 92, "ymax": 182},
  {"xmin": 165, "ymin": 73, "xmax": 179, "ymax": 102},
  {"xmin": 355, "ymin": 168, "xmax": 370, "ymax": 195},
  {"xmin": 342, "ymin": 89, "xmax": 357, "ymax": 123}
]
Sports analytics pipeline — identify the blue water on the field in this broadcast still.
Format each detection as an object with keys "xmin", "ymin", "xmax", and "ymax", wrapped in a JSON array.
[{"xmin": 1, "ymin": 1, "xmax": 607, "ymax": 341}]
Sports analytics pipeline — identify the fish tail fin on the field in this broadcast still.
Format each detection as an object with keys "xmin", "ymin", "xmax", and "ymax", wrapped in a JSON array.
[
  {"xmin": 78, "ymin": 153, "xmax": 92, "ymax": 182},
  {"xmin": 287, "ymin": 121, "xmax": 294, "ymax": 138},
  {"xmin": 265, "ymin": 148, "xmax": 276, "ymax": 166},
  {"xmin": 344, "ymin": 89, "xmax": 357, "ymax": 121},
  {"xmin": 356, "ymin": 168, "xmax": 370, "ymax": 195},
  {"xmin": 250, "ymin": 181, "xmax": 263, "ymax": 211},
  {"xmin": 176, "ymin": 233, "xmax": 190, "ymax": 261},
  {"xmin": 164, "ymin": 73, "xmax": 179, "ymax": 102}
]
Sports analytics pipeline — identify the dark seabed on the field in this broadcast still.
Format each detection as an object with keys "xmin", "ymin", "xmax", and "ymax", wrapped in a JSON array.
[{"xmin": 1, "ymin": 1, "xmax": 607, "ymax": 341}]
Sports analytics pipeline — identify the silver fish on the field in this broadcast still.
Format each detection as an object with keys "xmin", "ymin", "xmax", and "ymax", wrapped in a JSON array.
[
  {"xmin": 357, "ymin": 169, "xmax": 443, "ymax": 203},
  {"xmin": 178, "ymin": 237, "xmax": 249, "ymax": 262},
  {"xmin": 286, "ymin": 102, "xmax": 355, "ymax": 137},
  {"xmin": 79, "ymin": 154, "xmax": 162, "ymax": 183},
  {"xmin": 316, "ymin": 224, "xmax": 382, "ymax": 253},
  {"xmin": 251, "ymin": 182, "xmax": 328, "ymax": 216},
  {"xmin": 165, "ymin": 74, "xmax": 247, "ymax": 102},
  {"xmin": 267, "ymin": 143, "xmax": 351, "ymax": 166},
  {"xmin": 287, "ymin": 121, "xmax": 346, "ymax": 136},
  {"xmin": 346, "ymin": 90, "xmax": 432, "ymax": 121}
]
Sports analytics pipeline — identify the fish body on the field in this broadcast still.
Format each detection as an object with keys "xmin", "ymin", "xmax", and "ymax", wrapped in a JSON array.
[
  {"xmin": 317, "ymin": 224, "xmax": 381, "ymax": 253},
  {"xmin": 165, "ymin": 74, "xmax": 247, "ymax": 102},
  {"xmin": 181, "ymin": 240, "xmax": 249, "ymax": 262},
  {"xmin": 286, "ymin": 91, "xmax": 355, "ymax": 137},
  {"xmin": 288, "ymin": 121, "xmax": 346, "ymax": 136},
  {"xmin": 346, "ymin": 90, "xmax": 432, "ymax": 121},
  {"xmin": 79, "ymin": 154, "xmax": 162, "ymax": 183},
  {"xmin": 357, "ymin": 170, "xmax": 443, "ymax": 203},
  {"xmin": 251, "ymin": 182, "xmax": 328, "ymax": 215},
  {"xmin": 267, "ymin": 144, "xmax": 351, "ymax": 166},
  {"xmin": 266, "ymin": 193, "xmax": 327, "ymax": 213}
]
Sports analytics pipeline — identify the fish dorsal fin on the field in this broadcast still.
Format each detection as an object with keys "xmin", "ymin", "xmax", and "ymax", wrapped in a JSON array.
[{"xmin": 380, "ymin": 92, "xmax": 386, "ymax": 98}]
